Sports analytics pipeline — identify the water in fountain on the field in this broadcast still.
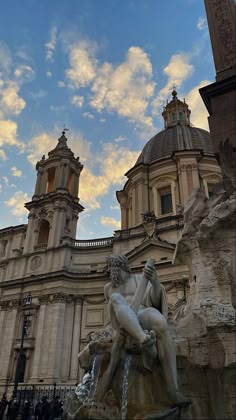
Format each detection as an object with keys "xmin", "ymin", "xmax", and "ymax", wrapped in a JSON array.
[
  {"xmin": 121, "ymin": 354, "xmax": 132, "ymax": 420},
  {"xmin": 88, "ymin": 354, "xmax": 103, "ymax": 418}
]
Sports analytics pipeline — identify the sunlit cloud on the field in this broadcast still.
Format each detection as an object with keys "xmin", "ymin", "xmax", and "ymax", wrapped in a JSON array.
[
  {"xmin": 0, "ymin": 82, "xmax": 26, "ymax": 115},
  {"xmin": 185, "ymin": 80, "xmax": 211, "ymax": 130},
  {"xmin": 100, "ymin": 216, "xmax": 120, "ymax": 230},
  {"xmin": 65, "ymin": 42, "xmax": 155, "ymax": 130},
  {"xmin": 14, "ymin": 65, "xmax": 34, "ymax": 82},
  {"xmin": 4, "ymin": 191, "xmax": 30, "ymax": 216},
  {"xmin": 11, "ymin": 166, "xmax": 22, "ymax": 177},
  {"xmin": 0, "ymin": 120, "xmax": 24, "ymax": 149},
  {"xmin": 71, "ymin": 95, "xmax": 84, "ymax": 107},
  {"xmin": 152, "ymin": 53, "xmax": 194, "ymax": 113},
  {"xmin": 65, "ymin": 40, "xmax": 97, "ymax": 88}
]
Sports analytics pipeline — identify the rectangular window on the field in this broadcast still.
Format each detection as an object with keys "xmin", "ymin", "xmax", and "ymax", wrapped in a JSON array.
[
  {"xmin": 159, "ymin": 187, "xmax": 173, "ymax": 215},
  {"xmin": 46, "ymin": 167, "xmax": 56, "ymax": 193}
]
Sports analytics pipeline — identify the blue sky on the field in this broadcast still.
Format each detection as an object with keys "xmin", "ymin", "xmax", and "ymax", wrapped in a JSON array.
[{"xmin": 0, "ymin": 0, "xmax": 215, "ymax": 238}]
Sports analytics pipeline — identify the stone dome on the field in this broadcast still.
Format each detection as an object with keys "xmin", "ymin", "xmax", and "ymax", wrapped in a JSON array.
[{"xmin": 136, "ymin": 124, "xmax": 213, "ymax": 165}]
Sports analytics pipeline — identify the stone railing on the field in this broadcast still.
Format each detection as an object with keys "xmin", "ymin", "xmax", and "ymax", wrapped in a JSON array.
[{"xmin": 71, "ymin": 237, "xmax": 114, "ymax": 248}]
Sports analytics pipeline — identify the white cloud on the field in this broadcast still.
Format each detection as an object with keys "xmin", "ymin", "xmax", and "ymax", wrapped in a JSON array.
[
  {"xmin": 46, "ymin": 71, "xmax": 52, "ymax": 78},
  {"xmin": 14, "ymin": 65, "xmax": 34, "ymax": 82},
  {"xmin": 71, "ymin": 95, "xmax": 84, "ymax": 107},
  {"xmin": 65, "ymin": 40, "xmax": 97, "ymax": 88},
  {"xmin": 65, "ymin": 43, "xmax": 155, "ymax": 129},
  {"xmin": 100, "ymin": 216, "xmax": 120, "ymax": 230},
  {"xmin": 110, "ymin": 205, "xmax": 120, "ymax": 210},
  {"xmin": 2, "ymin": 176, "xmax": 9, "ymax": 186},
  {"xmin": 57, "ymin": 81, "xmax": 65, "ymax": 88},
  {"xmin": 80, "ymin": 143, "xmax": 139, "ymax": 209},
  {"xmin": 50, "ymin": 105, "xmax": 66, "ymax": 112},
  {"xmin": 27, "ymin": 129, "xmax": 92, "ymax": 167},
  {"xmin": 115, "ymin": 136, "xmax": 125, "ymax": 143},
  {"xmin": 30, "ymin": 90, "xmax": 47, "ymax": 100},
  {"xmin": 45, "ymin": 25, "xmax": 57, "ymax": 62},
  {"xmin": 0, "ymin": 42, "xmax": 12, "ymax": 74},
  {"xmin": 89, "ymin": 46, "xmax": 155, "ymax": 129},
  {"xmin": 0, "ymin": 82, "xmax": 26, "ymax": 115},
  {"xmin": 0, "ymin": 120, "xmax": 24, "ymax": 149},
  {"xmin": 197, "ymin": 17, "xmax": 207, "ymax": 31},
  {"xmin": 11, "ymin": 166, "xmax": 22, "ymax": 177},
  {"xmin": 4, "ymin": 191, "xmax": 30, "ymax": 216},
  {"xmin": 0, "ymin": 184, "xmax": 2, "ymax": 193},
  {"xmin": 152, "ymin": 53, "xmax": 194, "ymax": 113},
  {"xmin": 0, "ymin": 149, "xmax": 7, "ymax": 160},
  {"xmin": 185, "ymin": 80, "xmax": 211, "ymax": 130},
  {"xmin": 83, "ymin": 112, "xmax": 94, "ymax": 119},
  {"xmin": 27, "ymin": 127, "xmax": 139, "ymax": 211}
]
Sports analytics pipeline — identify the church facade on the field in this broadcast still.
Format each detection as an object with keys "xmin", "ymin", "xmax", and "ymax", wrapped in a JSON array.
[{"xmin": 0, "ymin": 93, "xmax": 222, "ymax": 393}]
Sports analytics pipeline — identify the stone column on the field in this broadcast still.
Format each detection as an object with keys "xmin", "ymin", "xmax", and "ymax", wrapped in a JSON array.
[
  {"xmin": 120, "ymin": 205, "xmax": 127, "ymax": 230},
  {"xmin": 29, "ymin": 299, "xmax": 47, "ymax": 382},
  {"xmin": 0, "ymin": 310, "xmax": 6, "ymax": 347},
  {"xmin": 40, "ymin": 171, "xmax": 48, "ymax": 194},
  {"xmin": 179, "ymin": 164, "xmax": 189, "ymax": 205},
  {"xmin": 192, "ymin": 163, "xmax": 200, "ymax": 189},
  {"xmin": 23, "ymin": 214, "xmax": 36, "ymax": 254},
  {"xmin": 171, "ymin": 181, "xmax": 176, "ymax": 214},
  {"xmin": 131, "ymin": 187, "xmax": 136, "ymax": 227},
  {"xmin": 137, "ymin": 180, "xmax": 144, "ymax": 225},
  {"xmin": 48, "ymin": 207, "xmax": 64, "ymax": 248},
  {"xmin": 45, "ymin": 296, "xmax": 66, "ymax": 381},
  {"xmin": 34, "ymin": 171, "xmax": 43, "ymax": 195},
  {"xmin": 62, "ymin": 164, "xmax": 70, "ymax": 189},
  {"xmin": 0, "ymin": 307, "xmax": 18, "ymax": 383},
  {"xmin": 152, "ymin": 187, "xmax": 158, "ymax": 216},
  {"xmin": 70, "ymin": 215, "xmax": 78, "ymax": 239},
  {"xmin": 69, "ymin": 298, "xmax": 83, "ymax": 381}
]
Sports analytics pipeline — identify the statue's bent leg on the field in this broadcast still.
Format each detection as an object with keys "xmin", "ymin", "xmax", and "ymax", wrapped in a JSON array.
[
  {"xmin": 110, "ymin": 293, "xmax": 150, "ymax": 344},
  {"xmin": 138, "ymin": 308, "xmax": 180, "ymax": 401}
]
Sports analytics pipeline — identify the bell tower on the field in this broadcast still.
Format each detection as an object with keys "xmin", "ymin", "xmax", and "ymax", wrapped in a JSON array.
[{"xmin": 23, "ymin": 131, "xmax": 84, "ymax": 254}]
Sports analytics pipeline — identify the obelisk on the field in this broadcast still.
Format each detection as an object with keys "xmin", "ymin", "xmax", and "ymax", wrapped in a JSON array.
[{"xmin": 199, "ymin": 0, "xmax": 236, "ymax": 180}]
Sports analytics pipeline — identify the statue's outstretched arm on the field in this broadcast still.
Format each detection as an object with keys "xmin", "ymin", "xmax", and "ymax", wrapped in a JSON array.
[{"xmin": 143, "ymin": 263, "xmax": 161, "ymax": 309}]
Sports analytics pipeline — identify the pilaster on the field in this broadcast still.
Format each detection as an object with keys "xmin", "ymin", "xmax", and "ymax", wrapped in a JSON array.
[{"xmin": 69, "ymin": 297, "xmax": 83, "ymax": 381}]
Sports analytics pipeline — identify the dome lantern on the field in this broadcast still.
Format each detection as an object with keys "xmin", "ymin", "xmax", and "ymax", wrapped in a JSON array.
[{"xmin": 162, "ymin": 90, "xmax": 191, "ymax": 129}]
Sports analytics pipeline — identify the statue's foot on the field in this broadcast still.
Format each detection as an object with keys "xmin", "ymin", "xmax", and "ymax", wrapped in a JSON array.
[
  {"xmin": 140, "ymin": 333, "xmax": 156, "ymax": 349},
  {"xmin": 171, "ymin": 392, "xmax": 192, "ymax": 408}
]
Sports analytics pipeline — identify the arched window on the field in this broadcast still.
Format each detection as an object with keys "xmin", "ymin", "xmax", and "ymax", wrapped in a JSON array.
[
  {"xmin": 171, "ymin": 112, "xmax": 175, "ymax": 121},
  {"xmin": 179, "ymin": 111, "xmax": 183, "ymax": 120},
  {"xmin": 37, "ymin": 220, "xmax": 50, "ymax": 245}
]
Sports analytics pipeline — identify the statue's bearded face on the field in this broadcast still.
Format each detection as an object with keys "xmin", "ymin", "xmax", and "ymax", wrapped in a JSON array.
[
  {"xmin": 107, "ymin": 255, "xmax": 130, "ymax": 288},
  {"xmin": 109, "ymin": 265, "xmax": 126, "ymax": 288}
]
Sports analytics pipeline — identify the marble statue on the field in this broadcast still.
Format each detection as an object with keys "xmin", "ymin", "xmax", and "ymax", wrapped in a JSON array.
[
  {"xmin": 66, "ymin": 257, "xmax": 191, "ymax": 419},
  {"xmin": 100, "ymin": 255, "xmax": 189, "ymax": 407}
]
